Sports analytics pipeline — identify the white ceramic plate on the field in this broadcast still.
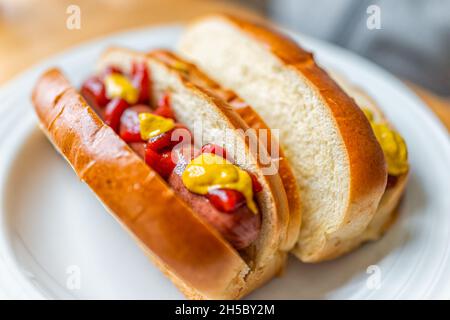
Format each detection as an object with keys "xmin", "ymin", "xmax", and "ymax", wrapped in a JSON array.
[{"xmin": 0, "ymin": 25, "xmax": 449, "ymax": 300}]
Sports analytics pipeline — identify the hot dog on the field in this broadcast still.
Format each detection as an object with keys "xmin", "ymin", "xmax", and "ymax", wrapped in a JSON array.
[
  {"xmin": 81, "ymin": 62, "xmax": 263, "ymax": 249},
  {"xmin": 32, "ymin": 45, "xmax": 295, "ymax": 299}
]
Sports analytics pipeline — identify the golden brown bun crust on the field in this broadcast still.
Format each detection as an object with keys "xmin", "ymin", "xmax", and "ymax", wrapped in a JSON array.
[
  {"xmin": 199, "ymin": 14, "xmax": 387, "ymax": 261},
  {"xmin": 32, "ymin": 69, "xmax": 250, "ymax": 299}
]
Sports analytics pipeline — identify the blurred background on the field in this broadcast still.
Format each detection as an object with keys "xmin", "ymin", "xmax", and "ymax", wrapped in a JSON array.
[{"xmin": 0, "ymin": 0, "xmax": 449, "ymax": 128}]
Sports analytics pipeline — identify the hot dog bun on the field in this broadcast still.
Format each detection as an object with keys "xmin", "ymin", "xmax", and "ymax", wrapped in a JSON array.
[
  {"xmin": 32, "ymin": 69, "xmax": 250, "ymax": 299},
  {"xmin": 96, "ymin": 48, "xmax": 295, "ymax": 296},
  {"xmin": 32, "ymin": 46, "xmax": 293, "ymax": 298},
  {"xmin": 179, "ymin": 14, "xmax": 388, "ymax": 262}
]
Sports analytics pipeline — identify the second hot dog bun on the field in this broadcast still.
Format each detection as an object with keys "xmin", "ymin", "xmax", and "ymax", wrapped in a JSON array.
[{"xmin": 179, "ymin": 14, "xmax": 388, "ymax": 262}]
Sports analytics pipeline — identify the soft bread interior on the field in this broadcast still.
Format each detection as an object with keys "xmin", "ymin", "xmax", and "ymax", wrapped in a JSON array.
[
  {"xmin": 97, "ymin": 48, "xmax": 290, "ymax": 295},
  {"xmin": 179, "ymin": 18, "xmax": 352, "ymax": 261}
]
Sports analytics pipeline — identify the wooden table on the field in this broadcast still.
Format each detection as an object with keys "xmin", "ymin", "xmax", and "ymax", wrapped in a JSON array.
[{"xmin": 1, "ymin": 0, "xmax": 449, "ymax": 130}]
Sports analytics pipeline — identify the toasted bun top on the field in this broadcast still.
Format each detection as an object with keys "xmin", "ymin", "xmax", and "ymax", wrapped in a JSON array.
[{"xmin": 32, "ymin": 69, "xmax": 250, "ymax": 299}]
